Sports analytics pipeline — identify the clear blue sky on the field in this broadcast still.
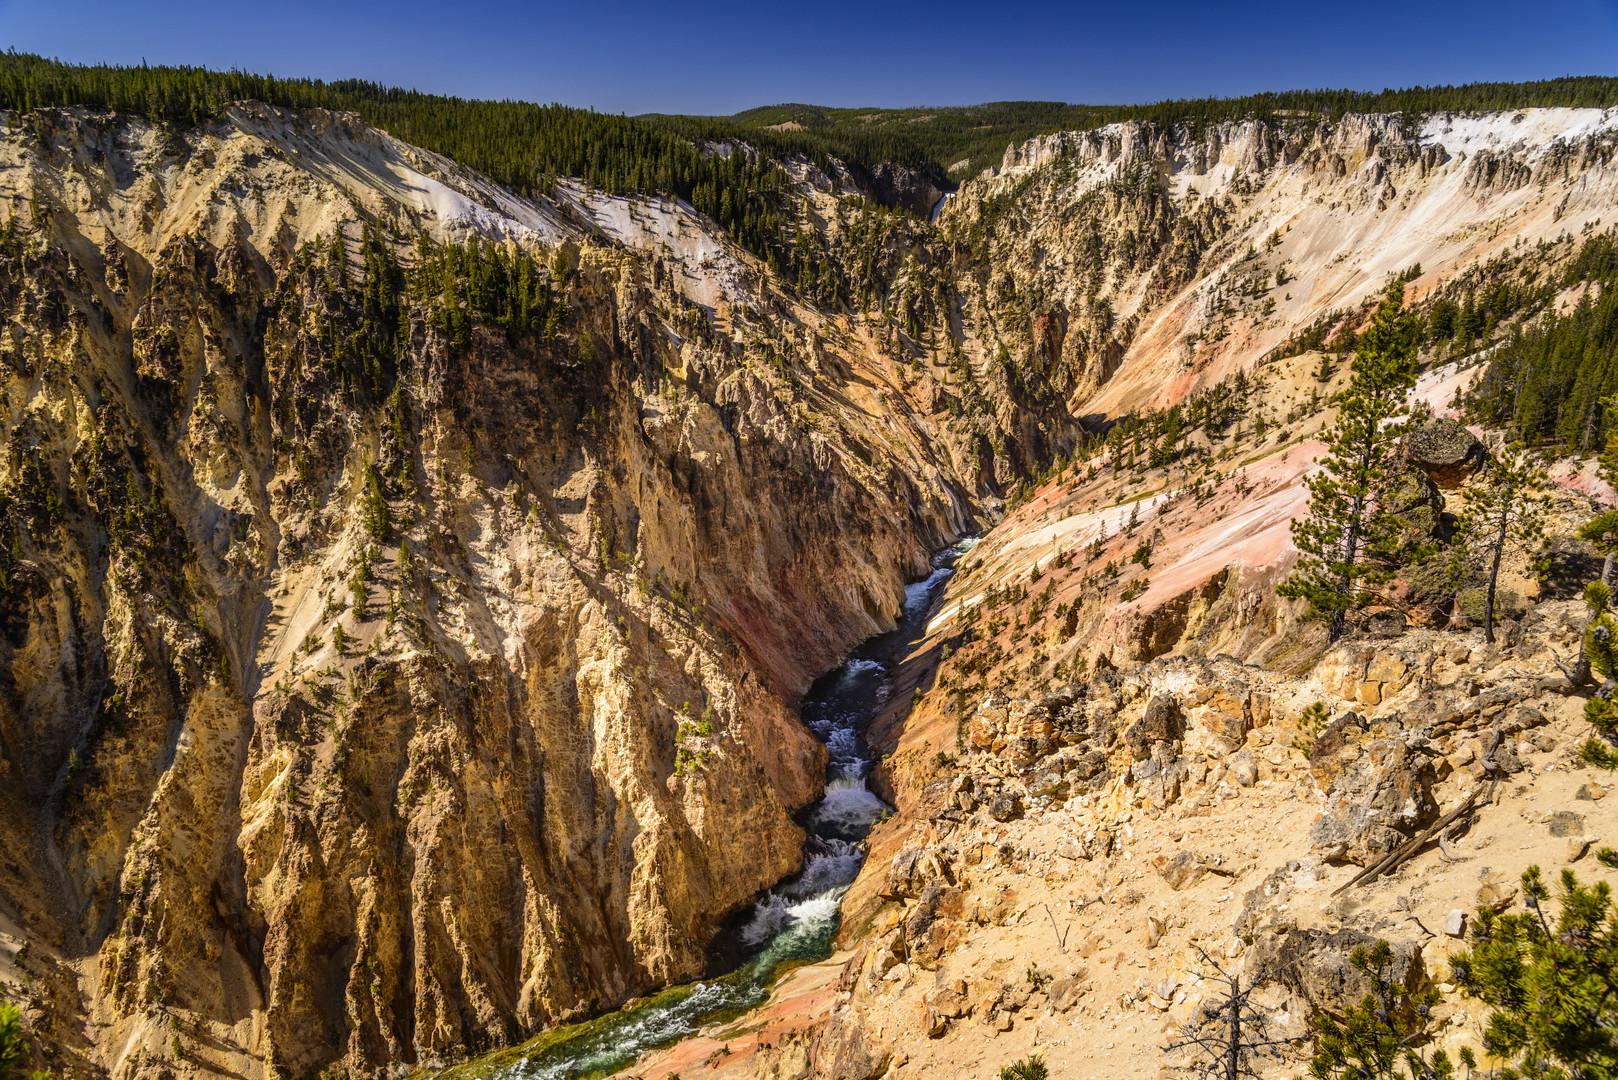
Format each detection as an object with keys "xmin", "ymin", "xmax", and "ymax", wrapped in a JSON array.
[{"xmin": 3, "ymin": 0, "xmax": 1617, "ymax": 116}]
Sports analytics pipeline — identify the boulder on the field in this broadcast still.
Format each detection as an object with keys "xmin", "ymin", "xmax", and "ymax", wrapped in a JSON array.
[
  {"xmin": 1309, "ymin": 722, "xmax": 1438, "ymax": 864},
  {"xmin": 1386, "ymin": 465, "xmax": 1448, "ymax": 540},
  {"xmin": 1476, "ymin": 882, "xmax": 1518, "ymax": 912},
  {"xmin": 815, "ymin": 1018, "xmax": 893, "ymax": 1080},
  {"xmin": 1056, "ymin": 829, "xmax": 1112, "ymax": 861},
  {"xmin": 904, "ymin": 882, "xmax": 965, "ymax": 938},
  {"xmin": 1307, "ymin": 712, "xmax": 1369, "ymax": 783},
  {"xmin": 1126, "ymin": 694, "xmax": 1184, "ymax": 759},
  {"xmin": 988, "ymin": 794, "xmax": 1023, "ymax": 822},
  {"xmin": 1048, "ymin": 973, "xmax": 1088, "ymax": 1012},
  {"xmin": 885, "ymin": 846, "xmax": 955, "ymax": 898},
  {"xmin": 1186, "ymin": 686, "xmax": 1253, "ymax": 750},
  {"xmin": 1251, "ymin": 926, "xmax": 1425, "ymax": 1022},
  {"xmin": 1063, "ymin": 748, "xmax": 1111, "ymax": 783},
  {"xmin": 1230, "ymin": 751, "xmax": 1258, "ymax": 787},
  {"xmin": 1025, "ymin": 768, "xmax": 1067, "ymax": 798},
  {"xmin": 1316, "ymin": 646, "xmax": 1416, "ymax": 704},
  {"xmin": 967, "ymin": 885, "xmax": 1020, "ymax": 926},
  {"xmin": 924, "ymin": 982, "xmax": 970, "ymax": 1018},
  {"xmin": 1547, "ymin": 811, "xmax": 1586, "ymax": 838},
  {"xmin": 1403, "ymin": 419, "xmax": 1486, "ymax": 488},
  {"xmin": 1152, "ymin": 850, "xmax": 1217, "ymax": 890}
]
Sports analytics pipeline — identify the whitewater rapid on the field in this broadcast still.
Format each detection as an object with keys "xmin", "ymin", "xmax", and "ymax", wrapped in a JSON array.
[{"xmin": 490, "ymin": 540, "xmax": 974, "ymax": 1080}]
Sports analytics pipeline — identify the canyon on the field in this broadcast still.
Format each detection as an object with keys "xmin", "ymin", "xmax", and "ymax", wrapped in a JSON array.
[{"xmin": 0, "ymin": 91, "xmax": 1616, "ymax": 1080}]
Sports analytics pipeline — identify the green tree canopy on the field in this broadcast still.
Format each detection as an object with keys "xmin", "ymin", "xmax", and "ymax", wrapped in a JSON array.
[
  {"xmin": 1280, "ymin": 284, "xmax": 1427, "ymax": 641},
  {"xmin": 1449, "ymin": 865, "xmax": 1618, "ymax": 1079}
]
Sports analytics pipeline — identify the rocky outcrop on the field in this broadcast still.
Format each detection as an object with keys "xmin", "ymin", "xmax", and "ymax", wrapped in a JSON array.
[
  {"xmin": 1251, "ymin": 925, "xmax": 1425, "ymax": 1021},
  {"xmin": 1307, "ymin": 710, "xmax": 1442, "ymax": 865},
  {"xmin": 1404, "ymin": 419, "xmax": 1487, "ymax": 489}
]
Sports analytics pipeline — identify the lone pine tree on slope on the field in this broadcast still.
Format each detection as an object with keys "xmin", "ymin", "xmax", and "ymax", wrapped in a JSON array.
[
  {"xmin": 1281, "ymin": 283, "xmax": 1426, "ymax": 642},
  {"xmin": 1448, "ymin": 442, "xmax": 1551, "ymax": 644}
]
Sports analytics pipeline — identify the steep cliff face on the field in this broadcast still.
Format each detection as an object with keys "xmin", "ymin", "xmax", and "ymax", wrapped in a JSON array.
[
  {"xmin": 0, "ymin": 104, "xmax": 1059, "ymax": 1080},
  {"xmin": 941, "ymin": 109, "xmax": 1618, "ymax": 417}
]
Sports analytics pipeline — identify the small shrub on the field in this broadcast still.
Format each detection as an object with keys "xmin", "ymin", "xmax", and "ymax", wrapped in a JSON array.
[
  {"xmin": 1306, "ymin": 940, "xmax": 1447, "ymax": 1080},
  {"xmin": 0, "ymin": 1004, "xmax": 30, "ymax": 1080},
  {"xmin": 1291, "ymin": 701, "xmax": 1329, "ymax": 756},
  {"xmin": 999, "ymin": 1057, "xmax": 1047, "ymax": 1080}
]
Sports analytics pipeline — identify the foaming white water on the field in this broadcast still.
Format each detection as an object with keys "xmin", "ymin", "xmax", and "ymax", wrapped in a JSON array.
[
  {"xmin": 822, "ymin": 773, "xmax": 877, "ymax": 795},
  {"xmin": 840, "ymin": 658, "xmax": 885, "ymax": 682},
  {"xmin": 903, "ymin": 566, "xmax": 954, "ymax": 614},
  {"xmin": 737, "ymin": 845, "xmax": 861, "ymax": 946},
  {"xmin": 794, "ymin": 843, "xmax": 864, "ymax": 895},
  {"xmin": 738, "ymin": 888, "xmax": 845, "ymax": 945},
  {"xmin": 737, "ymin": 892, "xmax": 799, "ymax": 946},
  {"xmin": 826, "ymin": 760, "xmax": 866, "ymax": 784},
  {"xmin": 812, "ymin": 777, "xmax": 887, "ymax": 831},
  {"xmin": 775, "ymin": 893, "xmax": 843, "ymax": 935},
  {"xmin": 516, "ymin": 977, "xmax": 752, "ymax": 1080}
]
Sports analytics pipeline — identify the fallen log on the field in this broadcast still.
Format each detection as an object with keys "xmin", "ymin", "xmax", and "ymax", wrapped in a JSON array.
[{"xmin": 1331, "ymin": 782, "xmax": 1496, "ymax": 896}]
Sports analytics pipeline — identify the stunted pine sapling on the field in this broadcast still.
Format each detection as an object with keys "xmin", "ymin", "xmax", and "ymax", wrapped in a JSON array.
[
  {"xmin": 1579, "ymin": 581, "xmax": 1618, "ymax": 768},
  {"xmin": 1447, "ymin": 442, "xmax": 1550, "ymax": 643},
  {"xmin": 1306, "ymin": 940, "xmax": 1450, "ymax": 1080}
]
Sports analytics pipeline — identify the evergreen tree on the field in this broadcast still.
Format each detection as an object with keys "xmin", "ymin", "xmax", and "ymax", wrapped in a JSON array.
[
  {"xmin": 1577, "ymin": 581, "xmax": 1618, "ymax": 768},
  {"xmin": 1464, "ymin": 237, "xmax": 1618, "ymax": 455},
  {"xmin": 1578, "ymin": 399, "xmax": 1618, "ymax": 596},
  {"xmin": 0, "ymin": 1006, "xmax": 25, "ymax": 1080},
  {"xmin": 1448, "ymin": 443, "xmax": 1551, "ymax": 643},
  {"xmin": 0, "ymin": 1003, "xmax": 45, "ymax": 1080},
  {"xmin": 360, "ymin": 464, "xmax": 390, "ymax": 543},
  {"xmin": 1448, "ymin": 865, "xmax": 1618, "ymax": 1079},
  {"xmin": 1578, "ymin": 510, "xmax": 1618, "ymax": 593},
  {"xmin": 1280, "ymin": 284, "xmax": 1425, "ymax": 641}
]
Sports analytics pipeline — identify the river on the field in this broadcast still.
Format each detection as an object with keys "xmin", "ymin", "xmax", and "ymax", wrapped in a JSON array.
[{"xmin": 465, "ymin": 538, "xmax": 974, "ymax": 1080}]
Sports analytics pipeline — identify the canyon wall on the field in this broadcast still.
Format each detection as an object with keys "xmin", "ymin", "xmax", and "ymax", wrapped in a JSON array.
[
  {"xmin": 6, "ymin": 98, "xmax": 1618, "ymax": 1080},
  {"xmin": 0, "ymin": 104, "xmax": 1062, "ymax": 1080}
]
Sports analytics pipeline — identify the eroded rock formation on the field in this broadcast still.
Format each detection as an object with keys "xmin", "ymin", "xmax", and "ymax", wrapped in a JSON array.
[
  {"xmin": 8, "ymin": 98, "xmax": 1618, "ymax": 1080},
  {"xmin": 0, "ymin": 104, "xmax": 1064, "ymax": 1080}
]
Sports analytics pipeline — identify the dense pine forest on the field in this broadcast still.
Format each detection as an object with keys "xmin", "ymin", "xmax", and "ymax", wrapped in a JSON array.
[
  {"xmin": 1464, "ymin": 231, "xmax": 1618, "ymax": 454},
  {"xmin": 5, "ymin": 51, "xmax": 1618, "ymax": 211},
  {"xmin": 721, "ymin": 78, "xmax": 1618, "ymax": 180}
]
